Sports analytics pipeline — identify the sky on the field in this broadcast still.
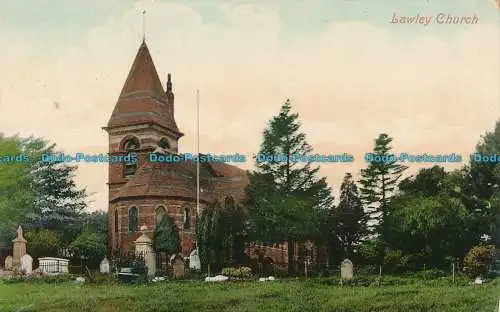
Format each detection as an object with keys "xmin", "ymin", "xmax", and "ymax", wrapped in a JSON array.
[{"xmin": 0, "ymin": 0, "xmax": 499, "ymax": 211}]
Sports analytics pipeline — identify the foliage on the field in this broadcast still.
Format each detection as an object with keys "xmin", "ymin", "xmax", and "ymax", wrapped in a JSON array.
[
  {"xmin": 245, "ymin": 99, "xmax": 334, "ymax": 274},
  {"xmin": 383, "ymin": 194, "xmax": 471, "ymax": 268},
  {"xmin": 359, "ymin": 133, "xmax": 407, "ymax": 234},
  {"xmin": 463, "ymin": 244, "xmax": 499, "ymax": 278},
  {"xmin": 154, "ymin": 214, "xmax": 180, "ymax": 255},
  {"xmin": 69, "ymin": 229, "xmax": 107, "ymax": 262},
  {"xmin": 334, "ymin": 172, "xmax": 367, "ymax": 258},
  {"xmin": 25, "ymin": 229, "xmax": 61, "ymax": 259},
  {"xmin": 221, "ymin": 267, "xmax": 253, "ymax": 279},
  {"xmin": 0, "ymin": 134, "xmax": 88, "ymax": 247},
  {"xmin": 196, "ymin": 198, "xmax": 245, "ymax": 273}
]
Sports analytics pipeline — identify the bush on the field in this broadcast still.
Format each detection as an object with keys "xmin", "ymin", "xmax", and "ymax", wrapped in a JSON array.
[
  {"xmin": 69, "ymin": 230, "xmax": 107, "ymax": 264},
  {"xmin": 463, "ymin": 245, "xmax": 499, "ymax": 278},
  {"xmin": 4, "ymin": 274, "xmax": 76, "ymax": 284},
  {"xmin": 221, "ymin": 267, "xmax": 252, "ymax": 279},
  {"xmin": 25, "ymin": 230, "xmax": 61, "ymax": 260}
]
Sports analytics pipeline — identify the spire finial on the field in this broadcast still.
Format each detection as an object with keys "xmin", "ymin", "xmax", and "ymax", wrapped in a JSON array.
[
  {"xmin": 167, "ymin": 73, "xmax": 172, "ymax": 92},
  {"xmin": 142, "ymin": 10, "xmax": 146, "ymax": 42}
]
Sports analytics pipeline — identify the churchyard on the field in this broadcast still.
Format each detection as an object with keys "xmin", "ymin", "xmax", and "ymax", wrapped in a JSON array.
[{"xmin": 0, "ymin": 225, "xmax": 498, "ymax": 312}]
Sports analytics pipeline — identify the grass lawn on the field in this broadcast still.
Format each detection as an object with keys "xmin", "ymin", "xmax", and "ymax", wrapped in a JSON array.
[{"xmin": 0, "ymin": 277, "xmax": 498, "ymax": 312}]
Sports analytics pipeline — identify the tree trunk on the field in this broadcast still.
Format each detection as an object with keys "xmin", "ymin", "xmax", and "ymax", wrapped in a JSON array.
[{"xmin": 287, "ymin": 240, "xmax": 295, "ymax": 275}]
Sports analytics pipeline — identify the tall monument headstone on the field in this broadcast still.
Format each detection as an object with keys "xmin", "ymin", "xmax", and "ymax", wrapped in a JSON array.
[
  {"xmin": 12, "ymin": 226, "xmax": 27, "ymax": 268},
  {"xmin": 135, "ymin": 225, "xmax": 156, "ymax": 277}
]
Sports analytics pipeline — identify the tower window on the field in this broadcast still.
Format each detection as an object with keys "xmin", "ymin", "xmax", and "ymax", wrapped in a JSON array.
[
  {"xmin": 114, "ymin": 209, "xmax": 119, "ymax": 233},
  {"xmin": 158, "ymin": 138, "xmax": 170, "ymax": 149},
  {"xmin": 183, "ymin": 208, "xmax": 190, "ymax": 230},
  {"xmin": 123, "ymin": 137, "xmax": 139, "ymax": 177},
  {"xmin": 156, "ymin": 206, "xmax": 166, "ymax": 227},
  {"xmin": 128, "ymin": 207, "xmax": 138, "ymax": 233}
]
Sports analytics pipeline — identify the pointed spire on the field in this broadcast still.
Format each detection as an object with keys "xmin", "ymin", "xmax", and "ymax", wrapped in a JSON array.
[
  {"xmin": 167, "ymin": 73, "xmax": 172, "ymax": 92},
  {"xmin": 119, "ymin": 41, "xmax": 165, "ymax": 97}
]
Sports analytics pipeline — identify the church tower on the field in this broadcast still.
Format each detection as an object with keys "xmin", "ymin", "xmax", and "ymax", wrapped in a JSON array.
[
  {"xmin": 103, "ymin": 40, "xmax": 183, "ymax": 251},
  {"xmin": 104, "ymin": 40, "xmax": 183, "ymax": 198}
]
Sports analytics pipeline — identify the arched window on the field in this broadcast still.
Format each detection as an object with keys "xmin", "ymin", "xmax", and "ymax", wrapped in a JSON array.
[
  {"xmin": 224, "ymin": 196, "xmax": 235, "ymax": 210},
  {"xmin": 128, "ymin": 207, "xmax": 138, "ymax": 232},
  {"xmin": 123, "ymin": 137, "xmax": 139, "ymax": 177},
  {"xmin": 158, "ymin": 138, "xmax": 170, "ymax": 149},
  {"xmin": 114, "ymin": 209, "xmax": 119, "ymax": 233},
  {"xmin": 156, "ymin": 206, "xmax": 166, "ymax": 227},
  {"xmin": 183, "ymin": 208, "xmax": 191, "ymax": 230}
]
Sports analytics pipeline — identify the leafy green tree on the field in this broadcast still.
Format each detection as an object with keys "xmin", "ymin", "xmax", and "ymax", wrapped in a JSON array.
[
  {"xmin": 384, "ymin": 194, "xmax": 471, "ymax": 267},
  {"xmin": 245, "ymin": 99, "xmax": 333, "ymax": 275},
  {"xmin": 465, "ymin": 120, "xmax": 500, "ymax": 246},
  {"xmin": 69, "ymin": 229, "xmax": 107, "ymax": 263},
  {"xmin": 335, "ymin": 173, "xmax": 367, "ymax": 258},
  {"xmin": 359, "ymin": 133, "xmax": 407, "ymax": 235},
  {"xmin": 0, "ymin": 134, "xmax": 88, "ymax": 246},
  {"xmin": 0, "ymin": 135, "xmax": 35, "ymax": 243},
  {"xmin": 25, "ymin": 229, "xmax": 61, "ymax": 260},
  {"xmin": 153, "ymin": 215, "xmax": 181, "ymax": 255},
  {"xmin": 22, "ymin": 136, "xmax": 87, "ymax": 244},
  {"xmin": 463, "ymin": 244, "xmax": 499, "ymax": 278}
]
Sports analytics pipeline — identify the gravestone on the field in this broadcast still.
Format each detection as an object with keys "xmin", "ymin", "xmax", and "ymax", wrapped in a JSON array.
[
  {"xmin": 189, "ymin": 249, "xmax": 201, "ymax": 270},
  {"xmin": 4, "ymin": 256, "xmax": 13, "ymax": 270},
  {"xmin": 12, "ymin": 226, "xmax": 27, "ymax": 268},
  {"xmin": 340, "ymin": 259, "xmax": 353, "ymax": 280},
  {"xmin": 20, "ymin": 254, "xmax": 33, "ymax": 275},
  {"xmin": 134, "ymin": 225, "xmax": 156, "ymax": 277},
  {"xmin": 100, "ymin": 257, "xmax": 110, "ymax": 274},
  {"xmin": 171, "ymin": 254, "xmax": 185, "ymax": 278}
]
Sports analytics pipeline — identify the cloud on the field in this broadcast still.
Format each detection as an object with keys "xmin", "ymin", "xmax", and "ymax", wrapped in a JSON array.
[{"xmin": 0, "ymin": 2, "xmax": 499, "ymax": 209}]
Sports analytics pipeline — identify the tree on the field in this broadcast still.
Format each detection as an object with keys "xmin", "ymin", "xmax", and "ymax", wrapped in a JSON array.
[
  {"xmin": 25, "ymin": 229, "xmax": 61, "ymax": 260},
  {"xmin": 463, "ymin": 244, "xmax": 499, "ymax": 278},
  {"xmin": 0, "ymin": 134, "xmax": 88, "ymax": 246},
  {"xmin": 384, "ymin": 194, "xmax": 471, "ymax": 267},
  {"xmin": 69, "ymin": 229, "xmax": 107, "ymax": 265},
  {"xmin": 335, "ymin": 172, "xmax": 367, "ymax": 258},
  {"xmin": 245, "ymin": 99, "xmax": 334, "ymax": 275},
  {"xmin": 359, "ymin": 133, "xmax": 407, "ymax": 235},
  {"xmin": 153, "ymin": 215, "xmax": 180, "ymax": 255},
  {"xmin": 465, "ymin": 120, "xmax": 500, "ymax": 246},
  {"xmin": 0, "ymin": 135, "xmax": 34, "ymax": 243},
  {"xmin": 22, "ymin": 136, "xmax": 87, "ymax": 244}
]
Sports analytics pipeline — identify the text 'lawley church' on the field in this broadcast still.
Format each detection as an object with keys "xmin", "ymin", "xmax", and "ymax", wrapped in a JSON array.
[{"xmin": 103, "ymin": 39, "xmax": 250, "ymax": 257}]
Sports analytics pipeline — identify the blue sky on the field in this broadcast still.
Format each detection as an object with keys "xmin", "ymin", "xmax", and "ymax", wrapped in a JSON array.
[{"xmin": 2, "ymin": 0, "xmax": 498, "ymax": 44}]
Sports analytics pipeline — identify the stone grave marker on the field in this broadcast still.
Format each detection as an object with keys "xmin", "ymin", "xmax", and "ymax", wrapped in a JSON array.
[
  {"xmin": 171, "ymin": 255, "xmax": 185, "ymax": 278},
  {"xmin": 189, "ymin": 249, "xmax": 201, "ymax": 270},
  {"xmin": 340, "ymin": 259, "xmax": 353, "ymax": 280},
  {"xmin": 100, "ymin": 257, "xmax": 110, "ymax": 274},
  {"xmin": 20, "ymin": 254, "xmax": 33, "ymax": 275},
  {"xmin": 4, "ymin": 256, "xmax": 13, "ymax": 270}
]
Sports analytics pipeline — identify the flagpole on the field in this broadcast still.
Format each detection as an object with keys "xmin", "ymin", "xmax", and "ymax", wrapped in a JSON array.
[
  {"xmin": 196, "ymin": 89, "xmax": 200, "ymax": 216},
  {"xmin": 196, "ymin": 89, "xmax": 200, "ymax": 261}
]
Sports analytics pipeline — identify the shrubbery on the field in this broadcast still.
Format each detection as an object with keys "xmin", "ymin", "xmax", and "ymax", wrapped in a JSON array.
[
  {"xmin": 463, "ymin": 244, "xmax": 499, "ymax": 278},
  {"xmin": 221, "ymin": 267, "xmax": 252, "ymax": 279}
]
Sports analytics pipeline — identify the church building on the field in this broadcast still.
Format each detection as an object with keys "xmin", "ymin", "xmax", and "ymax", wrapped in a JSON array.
[{"xmin": 104, "ymin": 40, "xmax": 249, "ymax": 257}]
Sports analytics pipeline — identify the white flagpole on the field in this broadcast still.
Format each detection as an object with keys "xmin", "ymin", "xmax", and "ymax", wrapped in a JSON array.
[{"xmin": 196, "ymin": 89, "xmax": 200, "ymax": 216}]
